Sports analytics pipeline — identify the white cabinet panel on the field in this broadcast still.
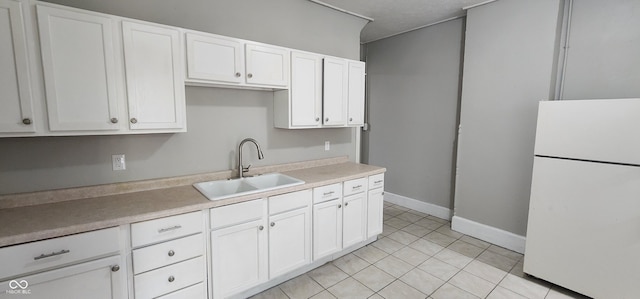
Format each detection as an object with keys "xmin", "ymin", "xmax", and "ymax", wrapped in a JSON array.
[
  {"xmin": 0, "ymin": 255, "xmax": 125, "ymax": 299},
  {"xmin": 130, "ymin": 211, "xmax": 202, "ymax": 248},
  {"xmin": 185, "ymin": 32, "xmax": 243, "ymax": 84},
  {"xmin": 132, "ymin": 233, "xmax": 203, "ymax": 275},
  {"xmin": 313, "ymin": 199, "xmax": 342, "ymax": 260},
  {"xmin": 122, "ymin": 21, "xmax": 185, "ymax": 131},
  {"xmin": 342, "ymin": 192, "xmax": 367, "ymax": 248},
  {"xmin": 367, "ymin": 188, "xmax": 383, "ymax": 238},
  {"xmin": 290, "ymin": 51, "xmax": 322, "ymax": 127},
  {"xmin": 347, "ymin": 60, "xmax": 365, "ymax": 126},
  {"xmin": 37, "ymin": 5, "xmax": 119, "ymax": 131},
  {"xmin": 524, "ymin": 157, "xmax": 640, "ymax": 298},
  {"xmin": 134, "ymin": 256, "xmax": 204, "ymax": 299},
  {"xmin": 0, "ymin": 0, "xmax": 34, "ymax": 133},
  {"xmin": 245, "ymin": 44, "xmax": 289, "ymax": 87},
  {"xmin": 322, "ymin": 57, "xmax": 348, "ymax": 126},
  {"xmin": 268, "ymin": 206, "xmax": 311, "ymax": 278}
]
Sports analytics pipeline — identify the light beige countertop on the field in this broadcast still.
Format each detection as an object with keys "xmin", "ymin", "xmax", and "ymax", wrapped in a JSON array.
[{"xmin": 0, "ymin": 157, "xmax": 385, "ymax": 247}]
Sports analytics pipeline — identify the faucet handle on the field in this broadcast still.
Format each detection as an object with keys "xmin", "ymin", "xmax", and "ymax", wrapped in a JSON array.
[{"xmin": 242, "ymin": 164, "xmax": 252, "ymax": 173}]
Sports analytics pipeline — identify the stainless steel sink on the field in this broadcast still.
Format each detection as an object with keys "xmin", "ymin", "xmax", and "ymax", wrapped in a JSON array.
[{"xmin": 193, "ymin": 173, "xmax": 305, "ymax": 201}]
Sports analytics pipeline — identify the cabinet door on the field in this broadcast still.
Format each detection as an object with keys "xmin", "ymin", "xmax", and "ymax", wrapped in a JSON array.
[
  {"xmin": 342, "ymin": 193, "xmax": 367, "ymax": 248},
  {"xmin": 122, "ymin": 21, "xmax": 185, "ymax": 130},
  {"xmin": 37, "ymin": 5, "xmax": 119, "ymax": 131},
  {"xmin": 0, "ymin": 0, "xmax": 34, "ymax": 133},
  {"xmin": 290, "ymin": 51, "xmax": 322, "ymax": 127},
  {"xmin": 185, "ymin": 32, "xmax": 244, "ymax": 84},
  {"xmin": 210, "ymin": 219, "xmax": 267, "ymax": 299},
  {"xmin": 245, "ymin": 44, "xmax": 289, "ymax": 87},
  {"xmin": 0, "ymin": 255, "xmax": 126, "ymax": 299},
  {"xmin": 313, "ymin": 199, "xmax": 342, "ymax": 260},
  {"xmin": 323, "ymin": 57, "xmax": 348, "ymax": 126},
  {"xmin": 367, "ymin": 188, "xmax": 384, "ymax": 238},
  {"xmin": 347, "ymin": 60, "xmax": 365, "ymax": 126},
  {"xmin": 269, "ymin": 207, "xmax": 311, "ymax": 278}
]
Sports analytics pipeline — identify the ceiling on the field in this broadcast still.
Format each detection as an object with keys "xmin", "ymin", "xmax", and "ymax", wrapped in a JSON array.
[{"xmin": 313, "ymin": 0, "xmax": 492, "ymax": 43}]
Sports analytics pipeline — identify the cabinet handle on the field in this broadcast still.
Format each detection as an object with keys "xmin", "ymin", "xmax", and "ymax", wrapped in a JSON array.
[
  {"xmin": 130, "ymin": 118, "xmax": 138, "ymax": 124},
  {"xmin": 22, "ymin": 118, "xmax": 32, "ymax": 125},
  {"xmin": 168, "ymin": 250, "xmax": 175, "ymax": 257},
  {"xmin": 325, "ymin": 118, "xmax": 329, "ymax": 122},
  {"xmin": 259, "ymin": 225, "xmax": 264, "ymax": 231},
  {"xmin": 247, "ymin": 73, "xmax": 253, "ymax": 78},
  {"xmin": 345, "ymin": 202, "xmax": 349, "ymax": 207},
  {"xmin": 270, "ymin": 222, "xmax": 275, "ymax": 227},
  {"xmin": 374, "ymin": 180, "xmax": 383, "ymax": 184},
  {"xmin": 382, "ymin": 192, "xmax": 385, "ymax": 195},
  {"xmin": 315, "ymin": 117, "xmax": 320, "ymax": 122},
  {"xmin": 110, "ymin": 117, "xmax": 118, "ymax": 124},
  {"xmin": 323, "ymin": 191, "xmax": 335, "ymax": 196},
  {"xmin": 111, "ymin": 265, "xmax": 120, "ymax": 272},
  {"xmin": 338, "ymin": 204, "xmax": 342, "ymax": 208},
  {"xmin": 168, "ymin": 276, "xmax": 175, "ymax": 283},
  {"xmin": 352, "ymin": 185, "xmax": 362, "ymax": 190},
  {"xmin": 158, "ymin": 225, "xmax": 182, "ymax": 233},
  {"xmin": 235, "ymin": 72, "xmax": 241, "ymax": 77},
  {"xmin": 349, "ymin": 118, "xmax": 353, "ymax": 122},
  {"xmin": 34, "ymin": 249, "xmax": 70, "ymax": 260}
]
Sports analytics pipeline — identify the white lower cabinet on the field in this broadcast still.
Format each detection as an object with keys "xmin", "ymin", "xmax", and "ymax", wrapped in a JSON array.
[
  {"xmin": 367, "ymin": 173, "xmax": 385, "ymax": 238},
  {"xmin": 0, "ymin": 227, "xmax": 126, "ymax": 299}
]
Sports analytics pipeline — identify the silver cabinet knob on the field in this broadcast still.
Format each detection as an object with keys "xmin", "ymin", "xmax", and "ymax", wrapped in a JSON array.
[
  {"xmin": 111, "ymin": 265, "xmax": 120, "ymax": 272},
  {"xmin": 259, "ymin": 225, "xmax": 264, "ymax": 231},
  {"xmin": 168, "ymin": 276, "xmax": 175, "ymax": 283},
  {"xmin": 247, "ymin": 73, "xmax": 253, "ymax": 78},
  {"xmin": 349, "ymin": 118, "xmax": 353, "ymax": 122},
  {"xmin": 315, "ymin": 117, "xmax": 320, "ymax": 122},
  {"xmin": 345, "ymin": 202, "xmax": 349, "ymax": 206},
  {"xmin": 110, "ymin": 118, "xmax": 118, "ymax": 124},
  {"xmin": 168, "ymin": 250, "xmax": 175, "ymax": 257},
  {"xmin": 130, "ymin": 118, "xmax": 137, "ymax": 124},
  {"xmin": 270, "ymin": 222, "xmax": 275, "ymax": 227},
  {"xmin": 235, "ymin": 72, "xmax": 241, "ymax": 77},
  {"xmin": 22, "ymin": 118, "xmax": 32, "ymax": 125},
  {"xmin": 325, "ymin": 118, "xmax": 329, "ymax": 122},
  {"xmin": 338, "ymin": 204, "xmax": 342, "ymax": 208},
  {"xmin": 382, "ymin": 192, "xmax": 385, "ymax": 195}
]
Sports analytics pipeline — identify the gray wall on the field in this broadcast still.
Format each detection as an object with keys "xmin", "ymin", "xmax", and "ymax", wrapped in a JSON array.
[
  {"xmin": 453, "ymin": 0, "xmax": 562, "ymax": 236},
  {"xmin": 0, "ymin": 0, "xmax": 367, "ymax": 195},
  {"xmin": 561, "ymin": 0, "xmax": 640, "ymax": 99},
  {"xmin": 364, "ymin": 19, "xmax": 464, "ymax": 209}
]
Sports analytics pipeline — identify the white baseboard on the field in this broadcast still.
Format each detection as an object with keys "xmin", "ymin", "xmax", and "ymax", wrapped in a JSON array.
[
  {"xmin": 384, "ymin": 192, "xmax": 452, "ymax": 221},
  {"xmin": 451, "ymin": 216, "xmax": 526, "ymax": 254}
]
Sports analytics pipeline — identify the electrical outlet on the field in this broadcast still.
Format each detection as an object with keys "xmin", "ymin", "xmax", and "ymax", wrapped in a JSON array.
[
  {"xmin": 325, "ymin": 141, "xmax": 330, "ymax": 151},
  {"xmin": 112, "ymin": 154, "xmax": 126, "ymax": 171}
]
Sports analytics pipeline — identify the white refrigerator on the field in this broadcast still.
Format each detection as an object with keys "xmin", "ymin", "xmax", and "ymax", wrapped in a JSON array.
[{"xmin": 524, "ymin": 98, "xmax": 640, "ymax": 299}]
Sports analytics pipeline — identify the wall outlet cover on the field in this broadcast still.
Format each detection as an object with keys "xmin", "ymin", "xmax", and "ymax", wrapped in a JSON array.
[{"xmin": 112, "ymin": 154, "xmax": 126, "ymax": 171}]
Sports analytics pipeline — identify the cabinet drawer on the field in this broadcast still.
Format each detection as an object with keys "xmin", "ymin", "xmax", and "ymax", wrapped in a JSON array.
[
  {"xmin": 269, "ymin": 189, "xmax": 311, "ymax": 215},
  {"xmin": 134, "ymin": 256, "xmax": 205, "ymax": 299},
  {"xmin": 0, "ymin": 227, "xmax": 120, "ymax": 280},
  {"xmin": 131, "ymin": 211, "xmax": 202, "ymax": 248},
  {"xmin": 156, "ymin": 282, "xmax": 206, "ymax": 299},
  {"xmin": 210, "ymin": 199, "xmax": 265, "ymax": 230},
  {"xmin": 368, "ymin": 173, "xmax": 385, "ymax": 190},
  {"xmin": 313, "ymin": 183, "xmax": 342, "ymax": 204},
  {"xmin": 343, "ymin": 177, "xmax": 367, "ymax": 196},
  {"xmin": 133, "ymin": 233, "xmax": 203, "ymax": 274}
]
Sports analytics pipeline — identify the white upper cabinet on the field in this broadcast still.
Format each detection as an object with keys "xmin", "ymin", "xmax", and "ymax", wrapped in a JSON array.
[
  {"xmin": 122, "ymin": 21, "xmax": 185, "ymax": 131},
  {"xmin": 274, "ymin": 51, "xmax": 322, "ymax": 129},
  {"xmin": 322, "ymin": 57, "xmax": 348, "ymax": 127},
  {"xmin": 0, "ymin": 0, "xmax": 35, "ymax": 134},
  {"xmin": 37, "ymin": 5, "xmax": 119, "ymax": 132},
  {"xmin": 245, "ymin": 43, "xmax": 289, "ymax": 87},
  {"xmin": 347, "ymin": 60, "xmax": 365, "ymax": 126},
  {"xmin": 185, "ymin": 32, "xmax": 244, "ymax": 84},
  {"xmin": 185, "ymin": 32, "xmax": 289, "ymax": 89}
]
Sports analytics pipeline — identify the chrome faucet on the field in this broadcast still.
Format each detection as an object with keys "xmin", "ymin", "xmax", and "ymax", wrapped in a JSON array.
[{"xmin": 237, "ymin": 138, "xmax": 264, "ymax": 179}]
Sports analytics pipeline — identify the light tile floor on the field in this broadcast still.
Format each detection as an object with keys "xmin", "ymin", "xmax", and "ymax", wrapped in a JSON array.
[{"xmin": 251, "ymin": 203, "xmax": 591, "ymax": 299}]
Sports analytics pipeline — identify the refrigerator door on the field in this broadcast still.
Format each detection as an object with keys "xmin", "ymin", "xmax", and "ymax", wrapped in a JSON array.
[
  {"xmin": 534, "ymin": 98, "xmax": 640, "ymax": 165},
  {"xmin": 524, "ymin": 157, "xmax": 640, "ymax": 298}
]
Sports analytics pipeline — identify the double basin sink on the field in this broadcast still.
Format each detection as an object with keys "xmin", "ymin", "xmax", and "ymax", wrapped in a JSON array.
[{"xmin": 193, "ymin": 173, "xmax": 305, "ymax": 201}]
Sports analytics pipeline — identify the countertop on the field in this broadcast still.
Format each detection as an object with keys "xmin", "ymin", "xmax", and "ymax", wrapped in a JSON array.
[{"xmin": 0, "ymin": 158, "xmax": 385, "ymax": 247}]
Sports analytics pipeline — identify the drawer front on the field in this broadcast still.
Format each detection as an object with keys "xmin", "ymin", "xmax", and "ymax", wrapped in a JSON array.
[
  {"xmin": 269, "ymin": 189, "xmax": 311, "ymax": 215},
  {"xmin": 131, "ymin": 211, "xmax": 202, "ymax": 248},
  {"xmin": 156, "ymin": 282, "xmax": 205, "ymax": 299},
  {"xmin": 343, "ymin": 177, "xmax": 367, "ymax": 196},
  {"xmin": 368, "ymin": 173, "xmax": 385, "ymax": 190},
  {"xmin": 134, "ymin": 256, "xmax": 205, "ymax": 299},
  {"xmin": 0, "ymin": 227, "xmax": 120, "ymax": 280},
  {"xmin": 312, "ymin": 183, "xmax": 342, "ymax": 204},
  {"xmin": 210, "ymin": 199, "xmax": 265, "ymax": 230},
  {"xmin": 133, "ymin": 233, "xmax": 203, "ymax": 274}
]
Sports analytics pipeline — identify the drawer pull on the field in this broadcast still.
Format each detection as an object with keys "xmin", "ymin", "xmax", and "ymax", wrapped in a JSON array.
[
  {"xmin": 352, "ymin": 185, "xmax": 362, "ymax": 190},
  {"xmin": 168, "ymin": 276, "xmax": 175, "ymax": 283},
  {"xmin": 111, "ymin": 265, "xmax": 120, "ymax": 272},
  {"xmin": 168, "ymin": 250, "xmax": 175, "ymax": 257},
  {"xmin": 374, "ymin": 180, "xmax": 383, "ymax": 184},
  {"xmin": 34, "ymin": 249, "xmax": 70, "ymax": 260},
  {"xmin": 323, "ymin": 191, "xmax": 335, "ymax": 196},
  {"xmin": 158, "ymin": 225, "xmax": 182, "ymax": 233}
]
